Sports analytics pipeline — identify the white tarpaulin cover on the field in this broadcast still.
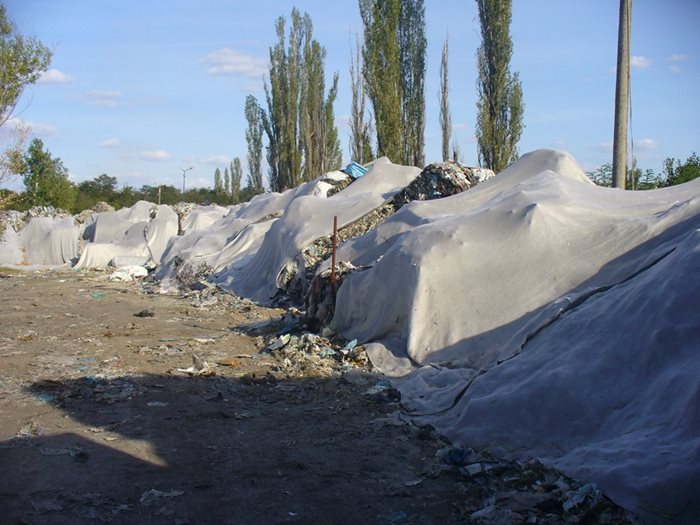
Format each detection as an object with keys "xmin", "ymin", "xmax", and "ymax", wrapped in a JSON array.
[
  {"xmin": 74, "ymin": 202, "xmax": 177, "ymax": 270},
  {"xmin": 326, "ymin": 150, "xmax": 700, "ymax": 523},
  {"xmin": 214, "ymin": 158, "xmax": 420, "ymax": 303},
  {"xmin": 17, "ymin": 217, "xmax": 79, "ymax": 266},
  {"xmin": 156, "ymin": 172, "xmax": 349, "ymax": 287}
]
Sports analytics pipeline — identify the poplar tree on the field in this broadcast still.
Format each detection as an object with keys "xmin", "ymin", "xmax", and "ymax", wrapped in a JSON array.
[
  {"xmin": 475, "ymin": 0, "xmax": 524, "ymax": 172},
  {"xmin": 439, "ymin": 34, "xmax": 451, "ymax": 162},
  {"xmin": 360, "ymin": 0, "xmax": 425, "ymax": 166},
  {"xmin": 360, "ymin": 0, "xmax": 402, "ymax": 162},
  {"xmin": 231, "ymin": 158, "xmax": 242, "ymax": 203},
  {"xmin": 399, "ymin": 0, "xmax": 426, "ymax": 167},
  {"xmin": 349, "ymin": 34, "xmax": 373, "ymax": 163},
  {"xmin": 244, "ymin": 95, "xmax": 264, "ymax": 195},
  {"xmin": 213, "ymin": 167, "xmax": 223, "ymax": 195},
  {"xmin": 300, "ymin": 35, "xmax": 341, "ymax": 180},
  {"xmin": 263, "ymin": 9, "xmax": 341, "ymax": 191},
  {"xmin": 224, "ymin": 166, "xmax": 231, "ymax": 198}
]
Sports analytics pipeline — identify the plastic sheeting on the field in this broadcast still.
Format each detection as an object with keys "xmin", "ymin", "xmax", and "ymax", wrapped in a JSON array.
[
  {"xmin": 327, "ymin": 150, "xmax": 700, "ymax": 523},
  {"xmin": 18, "ymin": 217, "xmax": 79, "ymax": 266}
]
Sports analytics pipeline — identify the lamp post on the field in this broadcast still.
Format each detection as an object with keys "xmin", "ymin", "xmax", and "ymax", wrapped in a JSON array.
[{"xmin": 180, "ymin": 166, "xmax": 193, "ymax": 196}]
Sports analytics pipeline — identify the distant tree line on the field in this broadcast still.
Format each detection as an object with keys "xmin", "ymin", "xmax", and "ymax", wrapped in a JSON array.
[
  {"xmin": 0, "ymin": 138, "xmax": 261, "ymax": 213},
  {"xmin": 586, "ymin": 153, "xmax": 700, "ymax": 190}
]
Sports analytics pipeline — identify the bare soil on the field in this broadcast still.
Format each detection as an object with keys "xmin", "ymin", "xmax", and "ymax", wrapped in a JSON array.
[
  {"xmin": 0, "ymin": 270, "xmax": 464, "ymax": 525},
  {"xmin": 0, "ymin": 270, "xmax": 638, "ymax": 525}
]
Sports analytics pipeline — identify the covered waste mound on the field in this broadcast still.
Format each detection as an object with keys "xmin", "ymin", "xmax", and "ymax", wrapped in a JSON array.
[
  {"xmin": 326, "ymin": 149, "xmax": 700, "ymax": 523},
  {"xmin": 156, "ymin": 170, "xmax": 351, "ymax": 290},
  {"xmin": 211, "ymin": 158, "xmax": 420, "ymax": 304},
  {"xmin": 0, "ymin": 206, "xmax": 78, "ymax": 266}
]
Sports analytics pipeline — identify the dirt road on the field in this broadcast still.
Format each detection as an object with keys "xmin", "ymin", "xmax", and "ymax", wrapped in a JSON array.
[{"xmin": 0, "ymin": 270, "xmax": 637, "ymax": 524}]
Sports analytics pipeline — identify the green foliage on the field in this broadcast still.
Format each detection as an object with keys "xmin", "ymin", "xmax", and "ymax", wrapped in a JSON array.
[
  {"xmin": 245, "ymin": 95, "xmax": 265, "ymax": 195},
  {"xmin": 20, "ymin": 138, "xmax": 75, "ymax": 210},
  {"xmin": 214, "ymin": 167, "xmax": 223, "ymax": 195},
  {"xmin": 475, "ymin": 0, "xmax": 524, "ymax": 172},
  {"xmin": 0, "ymin": 4, "xmax": 52, "ymax": 128},
  {"xmin": 262, "ymin": 9, "xmax": 340, "ymax": 191},
  {"xmin": 399, "ymin": 0, "xmax": 426, "ymax": 167},
  {"xmin": 663, "ymin": 152, "xmax": 700, "ymax": 187},
  {"xmin": 231, "ymin": 158, "xmax": 243, "ymax": 204},
  {"xmin": 360, "ymin": 0, "xmax": 426, "ymax": 166},
  {"xmin": 349, "ymin": 33, "xmax": 373, "ymax": 164},
  {"xmin": 74, "ymin": 173, "xmax": 117, "ymax": 211},
  {"xmin": 360, "ymin": 0, "xmax": 402, "ymax": 162},
  {"xmin": 224, "ymin": 167, "xmax": 231, "ymax": 198}
]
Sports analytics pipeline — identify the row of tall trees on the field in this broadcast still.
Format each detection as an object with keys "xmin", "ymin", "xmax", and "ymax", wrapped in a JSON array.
[
  {"xmin": 246, "ymin": 8, "xmax": 341, "ymax": 193},
  {"xmin": 213, "ymin": 158, "xmax": 243, "ymax": 204}
]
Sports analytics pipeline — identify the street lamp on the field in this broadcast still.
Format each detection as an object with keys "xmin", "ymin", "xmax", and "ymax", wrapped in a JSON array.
[{"xmin": 180, "ymin": 166, "xmax": 193, "ymax": 196}]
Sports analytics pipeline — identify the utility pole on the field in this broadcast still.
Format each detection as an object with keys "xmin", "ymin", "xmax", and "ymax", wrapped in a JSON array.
[
  {"xmin": 180, "ymin": 166, "xmax": 193, "ymax": 196},
  {"xmin": 612, "ymin": 0, "xmax": 631, "ymax": 189}
]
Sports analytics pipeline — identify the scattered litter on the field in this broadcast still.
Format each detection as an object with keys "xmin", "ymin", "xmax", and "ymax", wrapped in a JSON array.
[
  {"xmin": 192, "ymin": 337, "xmax": 215, "ymax": 344},
  {"xmin": 134, "ymin": 309, "xmax": 155, "ymax": 317},
  {"xmin": 176, "ymin": 353, "xmax": 211, "ymax": 375},
  {"xmin": 107, "ymin": 265, "xmax": 148, "ymax": 282},
  {"xmin": 139, "ymin": 489, "xmax": 185, "ymax": 506},
  {"xmin": 267, "ymin": 333, "xmax": 290, "ymax": 351},
  {"xmin": 89, "ymin": 293, "xmax": 106, "ymax": 299}
]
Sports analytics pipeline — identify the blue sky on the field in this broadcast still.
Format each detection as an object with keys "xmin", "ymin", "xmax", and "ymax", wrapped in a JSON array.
[{"xmin": 3, "ymin": 0, "xmax": 699, "ymax": 192}]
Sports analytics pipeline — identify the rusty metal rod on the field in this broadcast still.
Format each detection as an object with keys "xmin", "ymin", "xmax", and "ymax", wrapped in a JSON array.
[{"xmin": 331, "ymin": 215, "xmax": 338, "ymax": 290}]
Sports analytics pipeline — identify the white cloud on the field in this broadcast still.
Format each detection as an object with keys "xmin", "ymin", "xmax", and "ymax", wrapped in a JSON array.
[
  {"xmin": 98, "ymin": 138, "xmax": 119, "ymax": 148},
  {"xmin": 85, "ymin": 90, "xmax": 123, "ymax": 108},
  {"xmin": 670, "ymin": 65, "xmax": 682, "ymax": 74},
  {"xmin": 200, "ymin": 48, "xmax": 267, "ymax": 78},
  {"xmin": 5, "ymin": 117, "xmax": 58, "ymax": 138},
  {"xmin": 37, "ymin": 69, "xmax": 73, "ymax": 85},
  {"xmin": 140, "ymin": 150, "xmax": 171, "ymax": 161},
  {"xmin": 200, "ymin": 155, "xmax": 231, "ymax": 165},
  {"xmin": 631, "ymin": 55, "xmax": 652, "ymax": 69},
  {"xmin": 637, "ymin": 138, "xmax": 658, "ymax": 150}
]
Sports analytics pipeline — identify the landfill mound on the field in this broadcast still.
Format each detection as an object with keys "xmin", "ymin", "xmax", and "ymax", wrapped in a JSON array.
[
  {"xmin": 327, "ymin": 149, "xmax": 700, "ymax": 523},
  {"xmin": 211, "ymin": 158, "xmax": 420, "ymax": 304},
  {"xmin": 155, "ymin": 171, "xmax": 350, "ymax": 290}
]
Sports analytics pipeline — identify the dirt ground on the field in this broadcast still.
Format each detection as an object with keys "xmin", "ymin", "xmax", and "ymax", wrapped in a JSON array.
[{"xmin": 0, "ymin": 270, "xmax": 638, "ymax": 525}]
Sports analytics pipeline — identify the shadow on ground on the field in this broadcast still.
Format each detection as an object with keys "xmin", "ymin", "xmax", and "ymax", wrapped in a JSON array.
[{"xmin": 1, "ymin": 373, "xmax": 460, "ymax": 525}]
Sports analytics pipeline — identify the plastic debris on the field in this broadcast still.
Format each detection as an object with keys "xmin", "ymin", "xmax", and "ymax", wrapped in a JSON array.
[
  {"xmin": 343, "ymin": 161, "xmax": 369, "ymax": 179},
  {"xmin": 176, "ymin": 353, "xmax": 211, "ymax": 375},
  {"xmin": 90, "ymin": 293, "xmax": 106, "ymax": 299},
  {"xmin": 267, "ymin": 334, "xmax": 291, "ymax": 351}
]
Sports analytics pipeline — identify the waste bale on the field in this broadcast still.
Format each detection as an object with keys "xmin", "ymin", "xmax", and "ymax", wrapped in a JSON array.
[{"xmin": 393, "ymin": 161, "xmax": 492, "ymax": 209}]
